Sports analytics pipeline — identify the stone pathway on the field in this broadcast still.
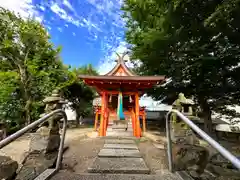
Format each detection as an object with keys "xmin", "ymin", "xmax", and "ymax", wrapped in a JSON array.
[
  {"xmin": 106, "ymin": 122, "xmax": 133, "ymax": 137},
  {"xmin": 52, "ymin": 137, "xmax": 180, "ymax": 180},
  {"xmin": 88, "ymin": 138, "xmax": 150, "ymax": 174},
  {"xmin": 51, "ymin": 124, "xmax": 179, "ymax": 180}
]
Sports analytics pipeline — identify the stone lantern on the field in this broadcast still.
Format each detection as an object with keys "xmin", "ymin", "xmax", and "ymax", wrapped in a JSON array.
[
  {"xmin": 16, "ymin": 89, "xmax": 67, "ymax": 179},
  {"xmin": 30, "ymin": 89, "xmax": 65, "ymax": 154},
  {"xmin": 41, "ymin": 89, "xmax": 66, "ymax": 129}
]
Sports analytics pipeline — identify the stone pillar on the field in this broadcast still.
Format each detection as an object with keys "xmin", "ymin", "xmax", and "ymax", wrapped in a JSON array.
[{"xmin": 171, "ymin": 93, "xmax": 209, "ymax": 178}]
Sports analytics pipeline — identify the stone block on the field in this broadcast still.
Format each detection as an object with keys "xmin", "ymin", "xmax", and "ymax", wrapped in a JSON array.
[
  {"xmin": 29, "ymin": 127, "xmax": 60, "ymax": 153},
  {"xmin": 51, "ymin": 172, "xmax": 176, "ymax": 180},
  {"xmin": 98, "ymin": 148, "xmax": 141, "ymax": 158},
  {"xmin": 51, "ymin": 172, "xmax": 178, "ymax": 180},
  {"xmin": 106, "ymin": 131, "xmax": 134, "ymax": 137},
  {"xmin": 105, "ymin": 139, "xmax": 135, "ymax": 144},
  {"xmin": 153, "ymin": 143, "xmax": 165, "ymax": 150},
  {"xmin": 88, "ymin": 157, "xmax": 150, "ymax": 174},
  {"xmin": 104, "ymin": 143, "xmax": 138, "ymax": 149},
  {"xmin": 15, "ymin": 151, "xmax": 58, "ymax": 180},
  {"xmin": 0, "ymin": 155, "xmax": 18, "ymax": 180}
]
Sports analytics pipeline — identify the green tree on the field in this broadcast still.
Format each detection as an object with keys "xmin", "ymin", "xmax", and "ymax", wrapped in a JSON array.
[
  {"xmin": 62, "ymin": 64, "xmax": 98, "ymax": 126},
  {"xmin": 0, "ymin": 8, "xmax": 73, "ymax": 126},
  {"xmin": 122, "ymin": 0, "xmax": 240, "ymax": 133}
]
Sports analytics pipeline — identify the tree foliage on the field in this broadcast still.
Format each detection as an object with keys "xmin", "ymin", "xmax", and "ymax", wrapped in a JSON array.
[
  {"xmin": 122, "ymin": 0, "xmax": 240, "ymax": 132},
  {"xmin": 0, "ymin": 8, "xmax": 73, "ymax": 127},
  {"xmin": 62, "ymin": 65, "xmax": 98, "ymax": 125}
]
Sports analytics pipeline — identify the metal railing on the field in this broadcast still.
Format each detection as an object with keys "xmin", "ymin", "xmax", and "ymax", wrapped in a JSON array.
[
  {"xmin": 0, "ymin": 109, "xmax": 67, "ymax": 171},
  {"xmin": 166, "ymin": 109, "xmax": 240, "ymax": 172}
]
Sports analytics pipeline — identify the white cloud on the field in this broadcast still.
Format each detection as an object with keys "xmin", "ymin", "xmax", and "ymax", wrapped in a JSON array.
[
  {"xmin": 63, "ymin": 0, "xmax": 74, "ymax": 12},
  {"xmin": 57, "ymin": 27, "xmax": 63, "ymax": 32},
  {"xmin": 98, "ymin": 41, "xmax": 129, "ymax": 75},
  {"xmin": 0, "ymin": 0, "xmax": 43, "ymax": 22},
  {"xmin": 97, "ymin": 41, "xmax": 142, "ymax": 75},
  {"xmin": 50, "ymin": 2, "xmax": 80, "ymax": 26},
  {"xmin": 49, "ymin": 1, "xmax": 101, "ymax": 37},
  {"xmin": 72, "ymin": 32, "xmax": 76, "ymax": 36}
]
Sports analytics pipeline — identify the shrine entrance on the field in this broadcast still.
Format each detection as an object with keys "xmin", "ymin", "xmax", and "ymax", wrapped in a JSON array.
[{"xmin": 79, "ymin": 52, "xmax": 165, "ymax": 138}]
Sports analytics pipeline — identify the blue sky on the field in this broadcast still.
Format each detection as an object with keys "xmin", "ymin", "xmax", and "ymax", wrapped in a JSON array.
[
  {"xmin": 0, "ymin": 0, "xmax": 127, "ymax": 74},
  {"xmin": 0, "ymin": 0, "xmax": 170, "ymax": 107}
]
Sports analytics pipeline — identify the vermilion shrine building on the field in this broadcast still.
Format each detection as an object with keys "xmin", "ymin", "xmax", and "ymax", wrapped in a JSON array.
[{"xmin": 79, "ymin": 53, "xmax": 165, "ymax": 138}]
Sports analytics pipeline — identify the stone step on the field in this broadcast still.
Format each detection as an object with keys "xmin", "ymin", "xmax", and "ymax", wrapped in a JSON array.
[
  {"xmin": 88, "ymin": 157, "xmax": 150, "ymax": 174},
  {"xmin": 98, "ymin": 148, "xmax": 141, "ymax": 158},
  {"xmin": 101, "ymin": 136, "xmax": 138, "ymax": 140},
  {"xmin": 105, "ymin": 139, "xmax": 135, "ymax": 144},
  {"xmin": 107, "ymin": 128, "xmax": 133, "ymax": 132},
  {"xmin": 106, "ymin": 131, "xmax": 133, "ymax": 137},
  {"xmin": 106, "ymin": 132, "xmax": 133, "ymax": 138},
  {"xmin": 51, "ymin": 172, "xmax": 180, "ymax": 180},
  {"xmin": 104, "ymin": 143, "xmax": 138, "ymax": 149},
  {"xmin": 112, "ymin": 125, "xmax": 132, "ymax": 129}
]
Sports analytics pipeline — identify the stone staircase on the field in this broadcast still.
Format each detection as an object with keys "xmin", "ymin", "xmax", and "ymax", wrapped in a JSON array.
[
  {"xmin": 50, "ymin": 135, "xmax": 182, "ymax": 180},
  {"xmin": 106, "ymin": 121, "xmax": 133, "ymax": 137}
]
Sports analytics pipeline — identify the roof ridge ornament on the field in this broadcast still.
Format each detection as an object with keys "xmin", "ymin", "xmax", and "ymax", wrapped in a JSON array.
[{"xmin": 115, "ymin": 52, "xmax": 128, "ymax": 64}]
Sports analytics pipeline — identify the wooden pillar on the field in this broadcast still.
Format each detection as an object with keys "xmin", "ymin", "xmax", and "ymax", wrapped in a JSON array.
[
  {"xmin": 135, "ymin": 93, "xmax": 141, "ymax": 138},
  {"xmin": 131, "ymin": 109, "xmax": 136, "ymax": 136},
  {"xmin": 103, "ymin": 93, "xmax": 108, "ymax": 136},
  {"xmin": 143, "ymin": 112, "xmax": 146, "ymax": 132},
  {"xmin": 99, "ymin": 92, "xmax": 106, "ymax": 136},
  {"xmin": 94, "ymin": 111, "xmax": 98, "ymax": 131}
]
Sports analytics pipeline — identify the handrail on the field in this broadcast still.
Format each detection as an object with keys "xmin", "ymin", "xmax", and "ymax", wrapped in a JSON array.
[
  {"xmin": 0, "ymin": 109, "xmax": 67, "ymax": 170},
  {"xmin": 166, "ymin": 109, "xmax": 240, "ymax": 172}
]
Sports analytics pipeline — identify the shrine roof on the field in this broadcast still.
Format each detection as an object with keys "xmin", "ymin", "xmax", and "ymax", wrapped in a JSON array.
[
  {"xmin": 79, "ymin": 52, "xmax": 165, "ymax": 91},
  {"xmin": 79, "ymin": 52, "xmax": 165, "ymax": 81},
  {"xmin": 104, "ymin": 52, "xmax": 136, "ymax": 76},
  {"xmin": 78, "ymin": 75, "xmax": 165, "ymax": 81}
]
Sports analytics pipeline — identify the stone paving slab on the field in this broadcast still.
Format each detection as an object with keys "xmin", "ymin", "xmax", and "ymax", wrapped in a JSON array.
[
  {"xmin": 106, "ymin": 131, "xmax": 133, "ymax": 137},
  {"xmin": 104, "ymin": 143, "xmax": 138, "ymax": 149},
  {"xmin": 88, "ymin": 157, "xmax": 150, "ymax": 174},
  {"xmin": 98, "ymin": 148, "xmax": 141, "ymax": 158},
  {"xmin": 102, "ymin": 137, "xmax": 137, "ymax": 140},
  {"xmin": 105, "ymin": 139, "xmax": 135, "ymax": 144},
  {"xmin": 51, "ymin": 172, "xmax": 179, "ymax": 180},
  {"xmin": 153, "ymin": 143, "xmax": 165, "ymax": 150}
]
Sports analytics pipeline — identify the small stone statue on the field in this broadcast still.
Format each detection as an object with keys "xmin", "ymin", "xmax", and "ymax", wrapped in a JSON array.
[{"xmin": 171, "ymin": 93, "xmax": 209, "ymax": 178}]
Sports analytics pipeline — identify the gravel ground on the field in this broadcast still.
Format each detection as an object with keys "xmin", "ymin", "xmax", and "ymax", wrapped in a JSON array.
[
  {"xmin": 0, "ymin": 128, "xmax": 93, "ymax": 164},
  {"xmin": 137, "ymin": 139, "xmax": 168, "ymax": 174},
  {"xmin": 60, "ymin": 137, "xmax": 105, "ymax": 173}
]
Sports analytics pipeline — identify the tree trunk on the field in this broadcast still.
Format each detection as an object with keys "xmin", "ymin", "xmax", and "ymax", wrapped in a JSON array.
[
  {"xmin": 18, "ymin": 65, "xmax": 32, "ymax": 125},
  {"xmin": 24, "ymin": 99, "xmax": 32, "ymax": 125},
  {"xmin": 199, "ymin": 99, "xmax": 213, "ymax": 135},
  {"xmin": 76, "ymin": 112, "xmax": 80, "ymax": 127}
]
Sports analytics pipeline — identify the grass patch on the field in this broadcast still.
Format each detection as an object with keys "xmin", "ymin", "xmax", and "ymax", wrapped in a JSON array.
[{"xmin": 135, "ymin": 137, "xmax": 148, "ymax": 145}]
